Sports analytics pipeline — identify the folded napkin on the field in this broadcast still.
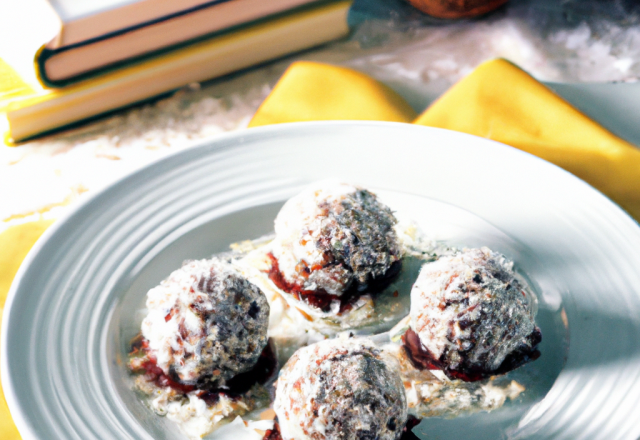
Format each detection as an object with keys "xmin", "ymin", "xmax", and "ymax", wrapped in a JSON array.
[{"xmin": 1, "ymin": 58, "xmax": 638, "ymax": 438}]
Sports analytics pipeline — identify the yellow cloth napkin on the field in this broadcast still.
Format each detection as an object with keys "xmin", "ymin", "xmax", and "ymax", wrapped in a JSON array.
[
  {"xmin": 2, "ymin": 58, "xmax": 639, "ymax": 437},
  {"xmin": 249, "ymin": 61, "xmax": 417, "ymax": 125}
]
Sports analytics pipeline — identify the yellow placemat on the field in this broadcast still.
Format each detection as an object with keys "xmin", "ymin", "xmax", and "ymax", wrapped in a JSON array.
[
  {"xmin": 0, "ymin": 219, "xmax": 54, "ymax": 440},
  {"xmin": 0, "ymin": 59, "xmax": 35, "ymax": 111}
]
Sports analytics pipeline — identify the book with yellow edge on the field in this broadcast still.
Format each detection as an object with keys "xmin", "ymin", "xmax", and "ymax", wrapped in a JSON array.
[
  {"xmin": 1, "ymin": 0, "xmax": 328, "ymax": 86},
  {"xmin": 0, "ymin": 0, "xmax": 353, "ymax": 144}
]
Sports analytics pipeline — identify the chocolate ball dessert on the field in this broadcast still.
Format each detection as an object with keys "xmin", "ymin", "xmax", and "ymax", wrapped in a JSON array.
[
  {"xmin": 274, "ymin": 338, "xmax": 408, "ymax": 440},
  {"xmin": 269, "ymin": 181, "xmax": 402, "ymax": 312},
  {"xmin": 141, "ymin": 258, "xmax": 270, "ymax": 385},
  {"xmin": 405, "ymin": 247, "xmax": 541, "ymax": 381}
]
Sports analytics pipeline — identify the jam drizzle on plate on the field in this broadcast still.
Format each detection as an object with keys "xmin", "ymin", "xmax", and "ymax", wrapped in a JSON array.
[
  {"xmin": 267, "ymin": 252, "xmax": 401, "ymax": 313},
  {"xmin": 401, "ymin": 328, "xmax": 541, "ymax": 382},
  {"xmin": 129, "ymin": 335, "xmax": 278, "ymax": 405}
]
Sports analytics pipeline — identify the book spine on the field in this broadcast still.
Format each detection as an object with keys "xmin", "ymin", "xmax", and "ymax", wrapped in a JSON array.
[{"xmin": 36, "ymin": 0, "xmax": 336, "ymax": 87}]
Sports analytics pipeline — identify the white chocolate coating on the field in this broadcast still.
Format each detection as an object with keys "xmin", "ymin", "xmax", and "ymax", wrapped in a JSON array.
[
  {"xmin": 142, "ymin": 258, "xmax": 269, "ymax": 384},
  {"xmin": 271, "ymin": 181, "xmax": 402, "ymax": 298},
  {"xmin": 272, "ymin": 181, "xmax": 355, "ymax": 295},
  {"xmin": 274, "ymin": 338, "xmax": 407, "ymax": 440},
  {"xmin": 410, "ymin": 247, "xmax": 538, "ymax": 374}
]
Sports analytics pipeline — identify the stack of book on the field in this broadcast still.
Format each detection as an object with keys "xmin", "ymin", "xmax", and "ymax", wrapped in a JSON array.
[{"xmin": 0, "ymin": 0, "xmax": 353, "ymax": 143}]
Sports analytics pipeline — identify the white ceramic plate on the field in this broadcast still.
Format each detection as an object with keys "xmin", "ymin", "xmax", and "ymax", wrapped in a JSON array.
[{"xmin": 4, "ymin": 122, "xmax": 640, "ymax": 440}]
